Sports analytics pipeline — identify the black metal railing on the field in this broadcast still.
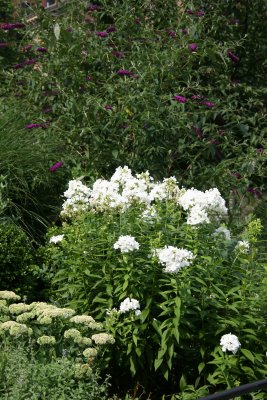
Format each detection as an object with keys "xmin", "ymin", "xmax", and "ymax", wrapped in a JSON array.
[{"xmin": 200, "ymin": 379, "xmax": 267, "ymax": 400}]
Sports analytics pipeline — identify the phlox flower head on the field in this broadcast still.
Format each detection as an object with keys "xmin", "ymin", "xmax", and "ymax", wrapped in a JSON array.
[
  {"xmin": 114, "ymin": 235, "xmax": 140, "ymax": 253},
  {"xmin": 156, "ymin": 246, "xmax": 195, "ymax": 273},
  {"xmin": 235, "ymin": 240, "xmax": 250, "ymax": 254},
  {"xmin": 220, "ymin": 333, "xmax": 241, "ymax": 354},
  {"xmin": 49, "ymin": 234, "xmax": 64, "ymax": 244},
  {"xmin": 119, "ymin": 298, "xmax": 140, "ymax": 316},
  {"xmin": 213, "ymin": 226, "xmax": 231, "ymax": 241}
]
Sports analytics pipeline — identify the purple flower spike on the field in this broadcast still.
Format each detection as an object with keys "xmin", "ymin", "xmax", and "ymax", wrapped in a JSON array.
[
  {"xmin": 191, "ymin": 94, "xmax": 204, "ymax": 100},
  {"xmin": 232, "ymin": 172, "xmax": 242, "ymax": 180},
  {"xmin": 66, "ymin": 27, "xmax": 73, "ymax": 32},
  {"xmin": 193, "ymin": 126, "xmax": 203, "ymax": 139},
  {"xmin": 117, "ymin": 69, "xmax": 133, "ymax": 76},
  {"xmin": 186, "ymin": 9, "xmax": 194, "ymax": 15},
  {"xmin": 195, "ymin": 10, "xmax": 205, "ymax": 17},
  {"xmin": 105, "ymin": 105, "xmax": 113, "ymax": 110},
  {"xmin": 86, "ymin": 75, "xmax": 93, "ymax": 81},
  {"xmin": 134, "ymin": 18, "xmax": 141, "ymax": 25},
  {"xmin": 166, "ymin": 29, "xmax": 176, "ymax": 38},
  {"xmin": 173, "ymin": 95, "xmax": 188, "ymax": 103},
  {"xmin": 0, "ymin": 42, "xmax": 8, "ymax": 48},
  {"xmin": 96, "ymin": 31, "xmax": 108, "ymax": 37},
  {"xmin": 26, "ymin": 123, "xmax": 49, "ymax": 129},
  {"xmin": 227, "ymin": 51, "xmax": 239, "ymax": 63},
  {"xmin": 201, "ymin": 100, "xmax": 215, "ymax": 108},
  {"xmin": 49, "ymin": 161, "xmax": 63, "ymax": 172},
  {"xmin": 188, "ymin": 43, "xmax": 198, "ymax": 52},
  {"xmin": 106, "ymin": 26, "xmax": 116, "ymax": 33},
  {"xmin": 87, "ymin": 3, "xmax": 101, "ymax": 11},
  {"xmin": 0, "ymin": 22, "xmax": 25, "ymax": 30},
  {"xmin": 247, "ymin": 188, "xmax": 262, "ymax": 197},
  {"xmin": 181, "ymin": 28, "xmax": 188, "ymax": 35},
  {"xmin": 112, "ymin": 50, "xmax": 125, "ymax": 58},
  {"xmin": 23, "ymin": 44, "xmax": 33, "ymax": 51},
  {"xmin": 37, "ymin": 47, "xmax": 48, "ymax": 53}
]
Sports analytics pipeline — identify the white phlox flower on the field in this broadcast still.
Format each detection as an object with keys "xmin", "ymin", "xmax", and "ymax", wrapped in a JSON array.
[
  {"xmin": 113, "ymin": 235, "xmax": 140, "ymax": 253},
  {"xmin": 119, "ymin": 297, "xmax": 141, "ymax": 316},
  {"xmin": 213, "ymin": 226, "xmax": 231, "ymax": 240},
  {"xmin": 235, "ymin": 240, "xmax": 250, "ymax": 254},
  {"xmin": 220, "ymin": 333, "xmax": 241, "ymax": 354},
  {"xmin": 155, "ymin": 246, "xmax": 195, "ymax": 273},
  {"xmin": 49, "ymin": 234, "xmax": 64, "ymax": 244}
]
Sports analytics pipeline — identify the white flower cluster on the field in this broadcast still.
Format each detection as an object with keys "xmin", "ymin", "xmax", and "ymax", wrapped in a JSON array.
[
  {"xmin": 155, "ymin": 246, "xmax": 195, "ymax": 273},
  {"xmin": 178, "ymin": 188, "xmax": 228, "ymax": 225},
  {"xmin": 60, "ymin": 167, "xmax": 228, "ymax": 225},
  {"xmin": 61, "ymin": 166, "xmax": 181, "ymax": 217},
  {"xmin": 37, "ymin": 335, "xmax": 56, "ymax": 345},
  {"xmin": 63, "ymin": 328, "xmax": 92, "ymax": 345},
  {"xmin": 213, "ymin": 226, "xmax": 231, "ymax": 241},
  {"xmin": 91, "ymin": 333, "xmax": 115, "ymax": 345},
  {"xmin": 0, "ymin": 320, "xmax": 32, "ymax": 337},
  {"xmin": 119, "ymin": 298, "xmax": 141, "ymax": 316},
  {"xmin": 61, "ymin": 179, "xmax": 91, "ymax": 217},
  {"xmin": 49, "ymin": 234, "xmax": 64, "ymax": 244},
  {"xmin": 0, "ymin": 290, "xmax": 21, "ymax": 302},
  {"xmin": 235, "ymin": 240, "xmax": 250, "ymax": 254},
  {"xmin": 114, "ymin": 235, "xmax": 140, "ymax": 253},
  {"xmin": 220, "ymin": 333, "xmax": 241, "ymax": 354}
]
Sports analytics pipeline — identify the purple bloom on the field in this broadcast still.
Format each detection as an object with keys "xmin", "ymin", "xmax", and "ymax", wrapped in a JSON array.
[
  {"xmin": 87, "ymin": 3, "xmax": 101, "ymax": 11},
  {"xmin": 195, "ymin": 10, "xmax": 205, "ymax": 17},
  {"xmin": 219, "ymin": 130, "xmax": 225, "ymax": 136},
  {"xmin": 134, "ymin": 18, "xmax": 141, "ymax": 25},
  {"xmin": 117, "ymin": 69, "xmax": 134, "ymax": 76},
  {"xmin": 13, "ymin": 63, "xmax": 24, "ymax": 69},
  {"xmin": 193, "ymin": 126, "xmax": 203, "ymax": 139},
  {"xmin": 210, "ymin": 139, "xmax": 219, "ymax": 145},
  {"xmin": 24, "ymin": 58, "xmax": 37, "ymax": 65},
  {"xmin": 49, "ymin": 161, "xmax": 63, "ymax": 172},
  {"xmin": 42, "ymin": 90, "xmax": 60, "ymax": 96},
  {"xmin": 37, "ymin": 47, "xmax": 48, "ymax": 53},
  {"xmin": 0, "ymin": 42, "xmax": 8, "ymax": 48},
  {"xmin": 86, "ymin": 75, "xmax": 93, "ymax": 81},
  {"xmin": 232, "ymin": 172, "xmax": 242, "ymax": 180},
  {"xmin": 173, "ymin": 95, "xmax": 188, "ymax": 103},
  {"xmin": 96, "ymin": 31, "xmax": 108, "ymax": 37},
  {"xmin": 191, "ymin": 94, "xmax": 204, "ymax": 100},
  {"xmin": 247, "ymin": 188, "xmax": 262, "ymax": 197},
  {"xmin": 201, "ymin": 100, "xmax": 215, "ymax": 108},
  {"xmin": 106, "ymin": 26, "xmax": 116, "ymax": 33},
  {"xmin": 66, "ymin": 27, "xmax": 73, "ymax": 32},
  {"xmin": 0, "ymin": 22, "xmax": 25, "ymax": 30},
  {"xmin": 186, "ymin": 9, "xmax": 194, "ymax": 15},
  {"xmin": 166, "ymin": 29, "xmax": 176, "ymax": 38},
  {"xmin": 227, "ymin": 51, "xmax": 239, "ymax": 63},
  {"xmin": 112, "ymin": 50, "xmax": 125, "ymax": 58},
  {"xmin": 105, "ymin": 105, "xmax": 113, "ymax": 110},
  {"xmin": 23, "ymin": 44, "xmax": 33, "ymax": 51},
  {"xmin": 181, "ymin": 28, "xmax": 188, "ymax": 35},
  {"xmin": 26, "ymin": 123, "xmax": 49, "ymax": 129},
  {"xmin": 42, "ymin": 107, "xmax": 52, "ymax": 114},
  {"xmin": 188, "ymin": 43, "xmax": 198, "ymax": 52}
]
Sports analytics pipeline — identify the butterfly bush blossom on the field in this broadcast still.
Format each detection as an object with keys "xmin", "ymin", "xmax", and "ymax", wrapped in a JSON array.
[
  {"xmin": 155, "ymin": 246, "xmax": 195, "ymax": 273},
  {"xmin": 114, "ymin": 235, "xmax": 140, "ymax": 253},
  {"xmin": 220, "ymin": 333, "xmax": 241, "ymax": 354}
]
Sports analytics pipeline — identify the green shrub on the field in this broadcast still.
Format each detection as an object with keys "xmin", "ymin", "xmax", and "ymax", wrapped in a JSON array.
[
  {"xmin": 0, "ymin": 221, "xmax": 35, "ymax": 294},
  {"xmin": 40, "ymin": 167, "xmax": 267, "ymax": 397},
  {"xmin": 0, "ymin": 346, "xmax": 110, "ymax": 400}
]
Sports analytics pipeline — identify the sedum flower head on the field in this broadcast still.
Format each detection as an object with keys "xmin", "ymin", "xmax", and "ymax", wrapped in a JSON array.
[
  {"xmin": 220, "ymin": 333, "xmax": 241, "ymax": 354},
  {"xmin": 0, "ymin": 291, "xmax": 21, "ymax": 301},
  {"xmin": 0, "ymin": 300, "xmax": 8, "ymax": 314},
  {"xmin": 83, "ymin": 347, "xmax": 98, "ymax": 358},
  {"xmin": 9, "ymin": 303, "xmax": 31, "ymax": 315},
  {"xmin": 64, "ymin": 328, "xmax": 82, "ymax": 341},
  {"xmin": 114, "ymin": 235, "xmax": 140, "ymax": 253},
  {"xmin": 0, "ymin": 321, "xmax": 30, "ymax": 336},
  {"xmin": 70, "ymin": 315, "xmax": 95, "ymax": 326},
  {"xmin": 91, "ymin": 333, "xmax": 115, "ymax": 345},
  {"xmin": 16, "ymin": 312, "xmax": 35, "ymax": 323},
  {"xmin": 156, "ymin": 246, "xmax": 195, "ymax": 273},
  {"xmin": 37, "ymin": 335, "xmax": 56, "ymax": 345}
]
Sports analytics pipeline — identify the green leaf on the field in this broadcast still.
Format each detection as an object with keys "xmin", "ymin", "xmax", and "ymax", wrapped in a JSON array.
[
  {"xmin": 179, "ymin": 374, "xmax": 187, "ymax": 391},
  {"xmin": 198, "ymin": 362, "xmax": 205, "ymax": 374},
  {"xmin": 154, "ymin": 357, "xmax": 164, "ymax": 371},
  {"xmin": 241, "ymin": 349, "xmax": 254, "ymax": 363}
]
